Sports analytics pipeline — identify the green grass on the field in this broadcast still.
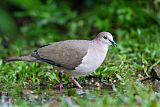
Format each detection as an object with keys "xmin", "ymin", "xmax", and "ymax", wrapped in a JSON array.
[
  {"xmin": 1, "ymin": 26, "xmax": 160, "ymax": 107},
  {"xmin": 0, "ymin": 0, "xmax": 160, "ymax": 107}
]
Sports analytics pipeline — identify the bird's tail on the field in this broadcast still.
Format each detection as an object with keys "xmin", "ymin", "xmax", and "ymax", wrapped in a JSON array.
[{"xmin": 5, "ymin": 54, "xmax": 38, "ymax": 62}]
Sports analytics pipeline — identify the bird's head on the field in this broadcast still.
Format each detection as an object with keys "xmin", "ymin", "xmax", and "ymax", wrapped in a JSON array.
[{"xmin": 96, "ymin": 32, "xmax": 117, "ymax": 47}]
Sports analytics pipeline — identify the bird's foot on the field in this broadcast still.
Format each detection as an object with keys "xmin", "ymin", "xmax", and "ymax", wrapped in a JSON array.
[
  {"xmin": 59, "ymin": 83, "xmax": 63, "ymax": 93},
  {"xmin": 54, "ymin": 83, "xmax": 64, "ymax": 93},
  {"xmin": 54, "ymin": 72, "xmax": 64, "ymax": 93},
  {"xmin": 54, "ymin": 83, "xmax": 64, "ymax": 89},
  {"xmin": 71, "ymin": 77, "xmax": 82, "ymax": 89}
]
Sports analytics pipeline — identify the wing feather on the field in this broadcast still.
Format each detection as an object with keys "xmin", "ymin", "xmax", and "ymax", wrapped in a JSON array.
[{"xmin": 36, "ymin": 40, "xmax": 90, "ymax": 70}]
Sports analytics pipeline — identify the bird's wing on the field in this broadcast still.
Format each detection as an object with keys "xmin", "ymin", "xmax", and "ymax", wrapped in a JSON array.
[{"xmin": 34, "ymin": 40, "xmax": 90, "ymax": 70}]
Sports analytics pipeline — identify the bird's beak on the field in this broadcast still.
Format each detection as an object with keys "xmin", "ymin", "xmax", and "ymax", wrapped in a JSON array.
[{"xmin": 109, "ymin": 40, "xmax": 117, "ymax": 47}]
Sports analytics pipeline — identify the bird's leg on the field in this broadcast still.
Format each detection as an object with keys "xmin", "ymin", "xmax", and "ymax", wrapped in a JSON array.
[
  {"xmin": 59, "ymin": 72, "xmax": 63, "ymax": 93},
  {"xmin": 54, "ymin": 72, "xmax": 64, "ymax": 92},
  {"xmin": 71, "ymin": 77, "xmax": 82, "ymax": 89}
]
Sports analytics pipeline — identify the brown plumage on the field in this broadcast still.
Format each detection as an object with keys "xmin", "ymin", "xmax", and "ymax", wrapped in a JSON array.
[{"xmin": 5, "ymin": 40, "xmax": 90, "ymax": 70}]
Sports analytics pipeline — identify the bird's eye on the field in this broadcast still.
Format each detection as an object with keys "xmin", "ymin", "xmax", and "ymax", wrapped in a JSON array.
[{"xmin": 103, "ymin": 37, "xmax": 107, "ymax": 39}]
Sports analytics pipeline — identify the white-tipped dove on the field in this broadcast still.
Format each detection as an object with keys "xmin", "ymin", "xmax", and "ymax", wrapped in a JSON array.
[{"xmin": 6, "ymin": 32, "xmax": 117, "ymax": 92}]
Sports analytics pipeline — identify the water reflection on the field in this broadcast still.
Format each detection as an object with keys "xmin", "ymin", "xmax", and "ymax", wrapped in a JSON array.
[
  {"xmin": 1, "ymin": 93, "xmax": 13, "ymax": 107},
  {"xmin": 0, "ymin": 86, "xmax": 113, "ymax": 107}
]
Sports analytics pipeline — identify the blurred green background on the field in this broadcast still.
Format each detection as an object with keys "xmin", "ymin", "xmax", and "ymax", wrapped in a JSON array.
[
  {"xmin": 0, "ymin": 0, "xmax": 160, "ymax": 106},
  {"xmin": 0, "ymin": 0, "xmax": 159, "ymax": 56}
]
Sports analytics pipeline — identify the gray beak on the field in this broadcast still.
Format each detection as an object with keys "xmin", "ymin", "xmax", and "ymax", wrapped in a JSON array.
[{"xmin": 109, "ymin": 40, "xmax": 117, "ymax": 47}]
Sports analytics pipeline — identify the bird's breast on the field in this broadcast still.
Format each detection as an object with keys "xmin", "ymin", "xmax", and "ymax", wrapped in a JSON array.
[{"xmin": 73, "ymin": 42, "xmax": 108, "ymax": 77}]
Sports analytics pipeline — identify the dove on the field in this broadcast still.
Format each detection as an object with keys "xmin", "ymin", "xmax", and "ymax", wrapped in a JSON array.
[{"xmin": 5, "ymin": 32, "xmax": 117, "ymax": 92}]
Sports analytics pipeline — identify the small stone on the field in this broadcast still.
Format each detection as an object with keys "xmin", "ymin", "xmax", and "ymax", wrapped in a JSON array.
[
  {"xmin": 151, "ymin": 65, "xmax": 160, "ymax": 80},
  {"xmin": 135, "ymin": 95, "xmax": 142, "ymax": 105},
  {"xmin": 84, "ymin": 80, "xmax": 88, "ymax": 85},
  {"xmin": 44, "ymin": 99, "xmax": 59, "ymax": 107},
  {"xmin": 152, "ymin": 79, "xmax": 160, "ymax": 92},
  {"xmin": 91, "ymin": 78, "xmax": 94, "ymax": 83},
  {"xmin": 94, "ymin": 82, "xmax": 101, "ymax": 87}
]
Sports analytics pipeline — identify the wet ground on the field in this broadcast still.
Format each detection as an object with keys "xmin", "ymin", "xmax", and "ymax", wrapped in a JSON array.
[
  {"xmin": 0, "ymin": 66, "xmax": 160, "ymax": 107},
  {"xmin": 0, "ymin": 86, "xmax": 113, "ymax": 107},
  {"xmin": 0, "ymin": 78, "xmax": 160, "ymax": 107}
]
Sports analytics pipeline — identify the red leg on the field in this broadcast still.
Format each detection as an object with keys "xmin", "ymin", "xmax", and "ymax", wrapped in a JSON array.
[
  {"xmin": 54, "ymin": 72, "xmax": 63, "ymax": 93},
  {"xmin": 59, "ymin": 72, "xmax": 63, "ymax": 93},
  {"xmin": 71, "ymin": 77, "xmax": 82, "ymax": 89}
]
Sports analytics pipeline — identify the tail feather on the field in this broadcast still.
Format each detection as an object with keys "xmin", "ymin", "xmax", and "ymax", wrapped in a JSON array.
[{"xmin": 5, "ymin": 55, "xmax": 38, "ymax": 62}]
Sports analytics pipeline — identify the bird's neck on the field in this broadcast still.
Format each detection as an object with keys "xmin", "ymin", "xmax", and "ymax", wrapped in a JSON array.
[{"xmin": 92, "ymin": 39, "xmax": 108, "ymax": 53}]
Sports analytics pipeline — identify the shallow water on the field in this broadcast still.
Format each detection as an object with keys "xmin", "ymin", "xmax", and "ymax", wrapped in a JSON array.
[
  {"xmin": 1, "ymin": 77, "xmax": 159, "ymax": 107},
  {"xmin": 0, "ymin": 86, "xmax": 114, "ymax": 107}
]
